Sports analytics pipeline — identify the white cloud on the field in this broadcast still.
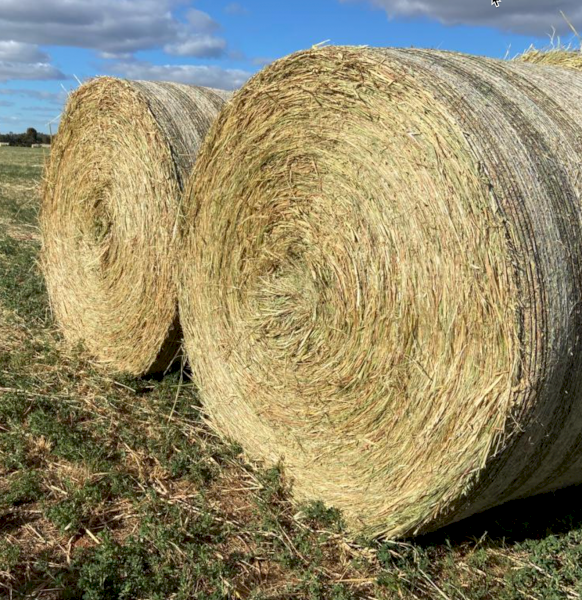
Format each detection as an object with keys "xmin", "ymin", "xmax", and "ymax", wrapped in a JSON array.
[
  {"xmin": 110, "ymin": 60, "xmax": 252, "ymax": 90},
  {"xmin": 99, "ymin": 51, "xmax": 135, "ymax": 60},
  {"xmin": 224, "ymin": 3, "xmax": 249, "ymax": 16},
  {"xmin": 0, "ymin": 62, "xmax": 65, "ymax": 82},
  {"xmin": 164, "ymin": 8, "xmax": 226, "ymax": 58},
  {"xmin": 187, "ymin": 8, "xmax": 220, "ymax": 33},
  {"xmin": 0, "ymin": 41, "xmax": 49, "ymax": 63},
  {"xmin": 165, "ymin": 35, "xmax": 227, "ymax": 58},
  {"xmin": 0, "ymin": 0, "xmax": 228, "ymax": 58},
  {"xmin": 0, "ymin": 41, "xmax": 65, "ymax": 82},
  {"xmin": 342, "ymin": 0, "xmax": 582, "ymax": 35},
  {"xmin": 0, "ymin": 88, "xmax": 68, "ymax": 104}
]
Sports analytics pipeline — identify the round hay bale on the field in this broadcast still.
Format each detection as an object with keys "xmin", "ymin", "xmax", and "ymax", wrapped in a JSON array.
[
  {"xmin": 41, "ymin": 77, "xmax": 230, "ymax": 375},
  {"xmin": 516, "ymin": 48, "xmax": 582, "ymax": 70},
  {"xmin": 179, "ymin": 46, "xmax": 582, "ymax": 538}
]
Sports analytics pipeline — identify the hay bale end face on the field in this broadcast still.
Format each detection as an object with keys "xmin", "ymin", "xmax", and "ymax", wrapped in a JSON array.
[
  {"xmin": 41, "ymin": 77, "xmax": 230, "ymax": 375},
  {"xmin": 180, "ymin": 47, "xmax": 582, "ymax": 538}
]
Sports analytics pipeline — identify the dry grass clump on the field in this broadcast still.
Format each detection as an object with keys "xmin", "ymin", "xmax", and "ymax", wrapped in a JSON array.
[
  {"xmin": 517, "ymin": 46, "xmax": 582, "ymax": 69},
  {"xmin": 41, "ymin": 78, "xmax": 230, "ymax": 375},
  {"xmin": 179, "ymin": 46, "xmax": 582, "ymax": 538}
]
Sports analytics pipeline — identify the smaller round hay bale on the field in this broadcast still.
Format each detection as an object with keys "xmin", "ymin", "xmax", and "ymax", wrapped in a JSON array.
[{"xmin": 41, "ymin": 77, "xmax": 230, "ymax": 375}]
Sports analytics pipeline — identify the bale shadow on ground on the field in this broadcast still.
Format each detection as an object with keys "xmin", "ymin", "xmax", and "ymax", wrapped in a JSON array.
[{"xmin": 415, "ymin": 483, "xmax": 582, "ymax": 548}]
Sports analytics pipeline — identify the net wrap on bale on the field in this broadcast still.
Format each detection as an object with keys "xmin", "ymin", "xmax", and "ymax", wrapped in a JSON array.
[
  {"xmin": 41, "ymin": 78, "xmax": 230, "ymax": 375},
  {"xmin": 179, "ymin": 47, "xmax": 582, "ymax": 538}
]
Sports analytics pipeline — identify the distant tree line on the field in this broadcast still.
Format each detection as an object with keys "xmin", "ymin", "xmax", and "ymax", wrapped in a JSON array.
[{"xmin": 0, "ymin": 128, "xmax": 51, "ymax": 146}]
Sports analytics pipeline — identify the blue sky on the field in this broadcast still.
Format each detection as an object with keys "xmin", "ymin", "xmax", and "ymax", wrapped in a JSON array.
[{"xmin": 0, "ymin": 0, "xmax": 580, "ymax": 133}]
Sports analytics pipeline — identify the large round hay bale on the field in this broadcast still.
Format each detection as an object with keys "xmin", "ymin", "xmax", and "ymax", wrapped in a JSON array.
[
  {"xmin": 179, "ymin": 46, "xmax": 582, "ymax": 538},
  {"xmin": 41, "ymin": 78, "xmax": 230, "ymax": 375}
]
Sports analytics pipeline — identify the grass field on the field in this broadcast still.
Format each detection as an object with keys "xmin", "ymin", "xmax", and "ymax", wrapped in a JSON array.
[{"xmin": 2, "ymin": 146, "xmax": 582, "ymax": 599}]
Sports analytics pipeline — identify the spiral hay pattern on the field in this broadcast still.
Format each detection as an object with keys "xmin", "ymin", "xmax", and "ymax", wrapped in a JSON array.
[
  {"xmin": 41, "ymin": 78, "xmax": 229, "ymax": 375},
  {"xmin": 180, "ymin": 47, "xmax": 582, "ymax": 538}
]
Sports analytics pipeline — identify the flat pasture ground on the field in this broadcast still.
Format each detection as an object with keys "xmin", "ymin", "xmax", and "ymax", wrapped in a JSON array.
[{"xmin": 1, "ymin": 146, "xmax": 582, "ymax": 600}]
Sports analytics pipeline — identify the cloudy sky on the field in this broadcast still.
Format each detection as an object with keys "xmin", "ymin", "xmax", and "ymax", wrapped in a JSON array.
[{"xmin": 0, "ymin": 0, "xmax": 579, "ymax": 133}]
